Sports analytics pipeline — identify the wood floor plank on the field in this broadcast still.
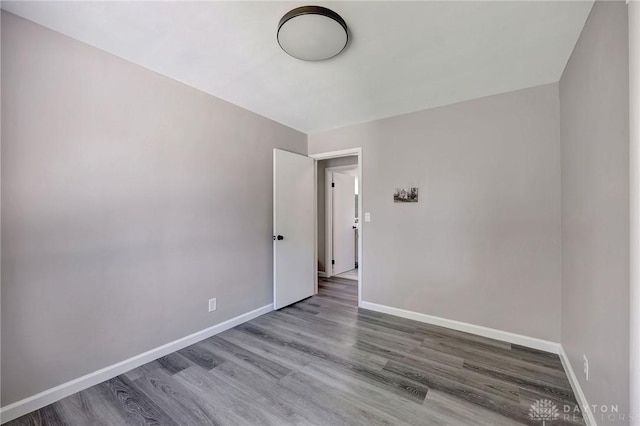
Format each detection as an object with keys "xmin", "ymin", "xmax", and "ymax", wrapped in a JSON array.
[
  {"xmin": 210, "ymin": 358, "xmax": 351, "ymax": 426},
  {"xmin": 55, "ymin": 385, "xmax": 132, "ymax": 425},
  {"xmin": 355, "ymin": 311, "xmax": 420, "ymax": 334},
  {"xmin": 316, "ymin": 281, "xmax": 358, "ymax": 295},
  {"xmin": 419, "ymin": 339, "xmax": 571, "ymax": 386},
  {"xmin": 354, "ymin": 337, "xmax": 466, "ymax": 372},
  {"xmin": 302, "ymin": 362, "xmax": 459, "ymax": 426},
  {"xmin": 132, "ymin": 366, "xmax": 217, "ymax": 425},
  {"xmin": 95, "ymin": 375, "xmax": 178, "ymax": 425},
  {"xmin": 384, "ymin": 358, "xmax": 521, "ymax": 404},
  {"xmin": 200, "ymin": 335, "xmax": 292, "ymax": 381},
  {"xmin": 279, "ymin": 368, "xmax": 406, "ymax": 426},
  {"xmin": 260, "ymin": 310, "xmax": 360, "ymax": 348},
  {"xmin": 237, "ymin": 320, "xmax": 389, "ymax": 371},
  {"xmin": 383, "ymin": 360, "xmax": 527, "ymax": 423},
  {"xmin": 510, "ymin": 344, "xmax": 565, "ymax": 370},
  {"xmin": 237, "ymin": 321, "xmax": 427, "ymax": 403},
  {"xmin": 313, "ymin": 292, "xmax": 359, "ymax": 308},
  {"xmin": 173, "ymin": 366, "xmax": 285, "ymax": 425},
  {"xmin": 7, "ymin": 404, "xmax": 65, "ymax": 426},
  {"xmin": 424, "ymin": 390, "xmax": 525, "ymax": 426},
  {"xmin": 155, "ymin": 352, "xmax": 190, "ymax": 375},
  {"xmin": 7, "ymin": 277, "xmax": 585, "ymax": 426},
  {"xmin": 216, "ymin": 328, "xmax": 312, "ymax": 371},
  {"xmin": 413, "ymin": 326, "xmax": 513, "ymax": 352},
  {"xmin": 177, "ymin": 341, "xmax": 226, "ymax": 371},
  {"xmin": 462, "ymin": 355, "xmax": 573, "ymax": 390},
  {"xmin": 299, "ymin": 296, "xmax": 360, "ymax": 316}
]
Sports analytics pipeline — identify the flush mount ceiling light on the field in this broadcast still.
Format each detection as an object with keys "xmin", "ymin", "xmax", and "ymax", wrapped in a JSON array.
[{"xmin": 277, "ymin": 6, "xmax": 348, "ymax": 61}]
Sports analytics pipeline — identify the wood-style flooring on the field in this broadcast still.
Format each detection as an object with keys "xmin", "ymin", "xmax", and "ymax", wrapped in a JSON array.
[
  {"xmin": 333, "ymin": 268, "xmax": 358, "ymax": 281},
  {"xmin": 8, "ymin": 277, "xmax": 584, "ymax": 425}
]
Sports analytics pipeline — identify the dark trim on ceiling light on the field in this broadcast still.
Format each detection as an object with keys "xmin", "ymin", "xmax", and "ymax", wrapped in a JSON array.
[{"xmin": 277, "ymin": 5, "xmax": 349, "ymax": 61}]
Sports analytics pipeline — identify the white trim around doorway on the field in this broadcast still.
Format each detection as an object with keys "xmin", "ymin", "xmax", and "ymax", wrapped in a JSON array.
[
  {"xmin": 325, "ymin": 164, "xmax": 358, "ymax": 282},
  {"xmin": 309, "ymin": 148, "xmax": 363, "ymax": 307}
]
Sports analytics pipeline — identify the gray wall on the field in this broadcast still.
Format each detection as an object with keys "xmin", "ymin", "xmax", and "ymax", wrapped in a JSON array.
[
  {"xmin": 0, "ymin": 11, "xmax": 306, "ymax": 406},
  {"xmin": 559, "ymin": 2, "xmax": 630, "ymax": 423},
  {"xmin": 317, "ymin": 156, "xmax": 358, "ymax": 272},
  {"xmin": 630, "ymin": 2, "xmax": 640, "ymax": 421},
  {"xmin": 309, "ymin": 83, "xmax": 562, "ymax": 342}
]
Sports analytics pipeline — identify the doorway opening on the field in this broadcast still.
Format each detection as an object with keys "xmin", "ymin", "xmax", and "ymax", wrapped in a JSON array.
[
  {"xmin": 310, "ymin": 148, "xmax": 363, "ymax": 306},
  {"xmin": 323, "ymin": 163, "xmax": 358, "ymax": 279}
]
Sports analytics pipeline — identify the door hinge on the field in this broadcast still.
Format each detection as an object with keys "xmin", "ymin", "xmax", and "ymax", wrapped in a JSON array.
[
  {"xmin": 332, "ymin": 260, "xmax": 335, "ymax": 265},
  {"xmin": 331, "ymin": 182, "xmax": 335, "ymax": 187}
]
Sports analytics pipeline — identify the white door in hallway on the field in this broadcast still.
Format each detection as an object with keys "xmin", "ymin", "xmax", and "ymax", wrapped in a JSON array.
[
  {"xmin": 273, "ymin": 149, "xmax": 315, "ymax": 309},
  {"xmin": 332, "ymin": 172, "xmax": 356, "ymax": 275}
]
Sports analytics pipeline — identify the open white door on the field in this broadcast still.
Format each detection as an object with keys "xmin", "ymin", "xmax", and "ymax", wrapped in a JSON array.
[
  {"xmin": 332, "ymin": 172, "xmax": 356, "ymax": 275},
  {"xmin": 273, "ymin": 149, "xmax": 315, "ymax": 309}
]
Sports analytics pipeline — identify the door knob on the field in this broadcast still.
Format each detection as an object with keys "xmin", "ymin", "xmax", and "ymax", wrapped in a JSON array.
[{"xmin": 273, "ymin": 235, "xmax": 284, "ymax": 241}]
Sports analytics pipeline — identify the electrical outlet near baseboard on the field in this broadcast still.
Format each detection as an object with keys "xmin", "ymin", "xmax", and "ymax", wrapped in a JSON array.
[
  {"xmin": 583, "ymin": 354, "xmax": 589, "ymax": 381},
  {"xmin": 208, "ymin": 298, "xmax": 217, "ymax": 312}
]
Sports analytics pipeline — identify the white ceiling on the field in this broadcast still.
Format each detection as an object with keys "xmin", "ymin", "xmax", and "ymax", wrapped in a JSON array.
[{"xmin": 2, "ymin": 1, "xmax": 593, "ymax": 133}]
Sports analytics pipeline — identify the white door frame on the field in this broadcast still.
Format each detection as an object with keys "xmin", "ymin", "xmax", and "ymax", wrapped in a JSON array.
[
  {"xmin": 325, "ymin": 165, "xmax": 358, "ymax": 280},
  {"xmin": 309, "ymin": 148, "xmax": 363, "ymax": 307}
]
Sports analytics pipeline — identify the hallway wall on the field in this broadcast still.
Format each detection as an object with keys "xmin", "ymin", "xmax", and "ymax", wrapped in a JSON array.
[{"xmin": 316, "ymin": 156, "xmax": 358, "ymax": 273}]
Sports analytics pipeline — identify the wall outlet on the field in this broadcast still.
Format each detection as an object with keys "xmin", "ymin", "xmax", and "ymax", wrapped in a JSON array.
[
  {"xmin": 208, "ymin": 298, "xmax": 217, "ymax": 312},
  {"xmin": 364, "ymin": 212, "xmax": 371, "ymax": 222},
  {"xmin": 583, "ymin": 354, "xmax": 589, "ymax": 381}
]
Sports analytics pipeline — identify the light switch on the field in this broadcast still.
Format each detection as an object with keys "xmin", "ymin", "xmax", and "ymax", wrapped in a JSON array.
[{"xmin": 364, "ymin": 212, "xmax": 371, "ymax": 222}]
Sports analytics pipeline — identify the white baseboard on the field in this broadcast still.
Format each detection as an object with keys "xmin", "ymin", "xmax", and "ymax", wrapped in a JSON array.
[
  {"xmin": 0, "ymin": 303, "xmax": 273, "ymax": 424},
  {"xmin": 357, "ymin": 301, "xmax": 597, "ymax": 424},
  {"xmin": 558, "ymin": 346, "xmax": 597, "ymax": 426},
  {"xmin": 359, "ymin": 301, "xmax": 560, "ymax": 354},
  {"xmin": 2, "ymin": 300, "xmax": 591, "ymax": 425},
  {"xmin": 317, "ymin": 271, "xmax": 327, "ymax": 278}
]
